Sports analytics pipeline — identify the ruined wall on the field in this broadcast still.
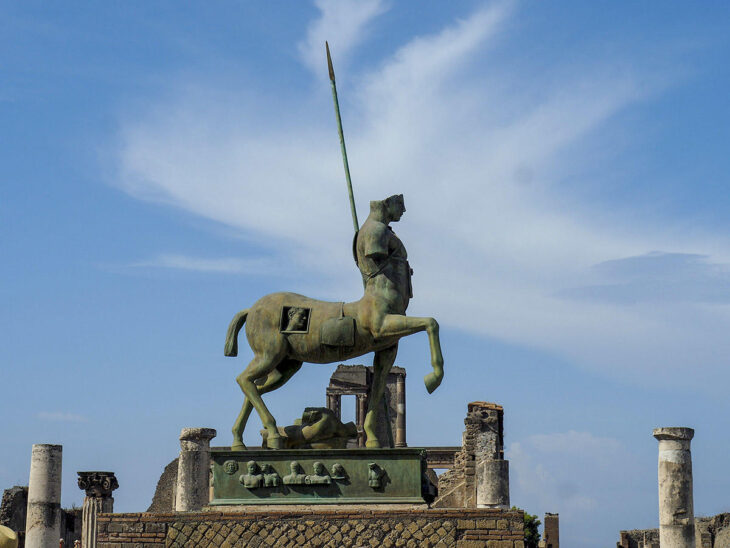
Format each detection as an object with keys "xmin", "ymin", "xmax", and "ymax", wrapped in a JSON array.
[
  {"xmin": 98, "ymin": 508, "xmax": 525, "ymax": 548},
  {"xmin": 147, "ymin": 459, "xmax": 179, "ymax": 513},
  {"xmin": 434, "ymin": 402, "xmax": 505, "ymax": 509},
  {"xmin": 618, "ymin": 514, "xmax": 730, "ymax": 548},
  {"xmin": 0, "ymin": 485, "xmax": 81, "ymax": 548}
]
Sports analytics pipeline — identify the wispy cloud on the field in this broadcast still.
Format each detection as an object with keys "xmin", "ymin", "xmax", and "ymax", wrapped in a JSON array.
[
  {"xmin": 112, "ymin": 2, "xmax": 730, "ymax": 392},
  {"xmin": 128, "ymin": 254, "xmax": 280, "ymax": 275},
  {"xmin": 558, "ymin": 252, "xmax": 730, "ymax": 305},
  {"xmin": 37, "ymin": 411, "xmax": 89, "ymax": 423},
  {"xmin": 298, "ymin": 0, "xmax": 388, "ymax": 78}
]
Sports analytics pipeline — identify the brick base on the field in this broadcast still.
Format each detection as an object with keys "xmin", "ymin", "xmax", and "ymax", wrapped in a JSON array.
[{"xmin": 97, "ymin": 507, "xmax": 524, "ymax": 548}]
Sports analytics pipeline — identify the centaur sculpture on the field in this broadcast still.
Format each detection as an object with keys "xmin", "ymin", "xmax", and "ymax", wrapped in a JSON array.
[
  {"xmin": 223, "ymin": 44, "xmax": 443, "ymax": 450},
  {"xmin": 224, "ymin": 194, "xmax": 444, "ymax": 449}
]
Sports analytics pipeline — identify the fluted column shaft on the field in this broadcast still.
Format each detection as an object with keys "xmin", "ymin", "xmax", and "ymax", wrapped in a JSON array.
[{"xmin": 78, "ymin": 472, "xmax": 118, "ymax": 548}]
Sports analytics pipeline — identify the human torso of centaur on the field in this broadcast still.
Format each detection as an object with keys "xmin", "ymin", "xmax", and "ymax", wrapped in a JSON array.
[{"xmin": 355, "ymin": 217, "xmax": 412, "ymax": 314}]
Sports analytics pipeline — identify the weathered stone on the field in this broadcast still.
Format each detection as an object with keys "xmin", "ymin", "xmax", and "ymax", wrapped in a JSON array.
[
  {"xmin": 654, "ymin": 427, "xmax": 695, "ymax": 548},
  {"xmin": 175, "ymin": 427, "xmax": 216, "ymax": 511},
  {"xmin": 26, "ymin": 444, "xmax": 63, "ymax": 548}
]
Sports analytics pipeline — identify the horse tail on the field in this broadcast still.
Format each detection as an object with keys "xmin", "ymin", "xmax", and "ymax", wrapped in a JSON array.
[{"xmin": 224, "ymin": 309, "xmax": 249, "ymax": 357}]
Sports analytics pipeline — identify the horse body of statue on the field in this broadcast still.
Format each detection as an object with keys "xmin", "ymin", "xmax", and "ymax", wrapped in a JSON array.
[{"xmin": 225, "ymin": 194, "xmax": 444, "ymax": 450}]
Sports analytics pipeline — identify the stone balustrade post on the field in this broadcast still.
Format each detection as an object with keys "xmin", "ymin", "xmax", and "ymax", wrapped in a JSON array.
[
  {"xmin": 175, "ymin": 428, "xmax": 216, "ymax": 512},
  {"xmin": 26, "ymin": 444, "xmax": 63, "ymax": 548},
  {"xmin": 77, "ymin": 472, "xmax": 118, "ymax": 548},
  {"xmin": 653, "ymin": 427, "xmax": 695, "ymax": 548}
]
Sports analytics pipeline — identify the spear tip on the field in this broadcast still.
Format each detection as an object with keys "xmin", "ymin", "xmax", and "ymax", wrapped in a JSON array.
[{"xmin": 326, "ymin": 41, "xmax": 335, "ymax": 82}]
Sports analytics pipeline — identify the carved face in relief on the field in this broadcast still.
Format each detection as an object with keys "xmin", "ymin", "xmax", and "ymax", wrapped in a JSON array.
[
  {"xmin": 286, "ymin": 307, "xmax": 308, "ymax": 331},
  {"xmin": 313, "ymin": 462, "xmax": 326, "ymax": 476},
  {"xmin": 247, "ymin": 461, "xmax": 257, "ymax": 475}
]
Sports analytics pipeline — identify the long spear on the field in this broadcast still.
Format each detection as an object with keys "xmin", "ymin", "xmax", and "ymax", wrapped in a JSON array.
[{"xmin": 326, "ymin": 42, "xmax": 360, "ymax": 235}]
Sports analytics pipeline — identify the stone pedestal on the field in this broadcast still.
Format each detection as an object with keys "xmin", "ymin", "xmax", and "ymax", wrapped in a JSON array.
[
  {"xmin": 653, "ymin": 427, "xmax": 695, "ymax": 548},
  {"xmin": 26, "ymin": 444, "xmax": 63, "ymax": 548},
  {"xmin": 175, "ymin": 428, "xmax": 216, "ymax": 512},
  {"xmin": 77, "ymin": 472, "xmax": 118, "ymax": 548}
]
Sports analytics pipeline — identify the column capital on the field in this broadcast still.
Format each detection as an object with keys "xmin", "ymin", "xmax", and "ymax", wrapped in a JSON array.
[
  {"xmin": 77, "ymin": 472, "xmax": 119, "ymax": 498},
  {"xmin": 179, "ymin": 427, "xmax": 217, "ymax": 443},
  {"xmin": 653, "ymin": 427, "xmax": 694, "ymax": 442}
]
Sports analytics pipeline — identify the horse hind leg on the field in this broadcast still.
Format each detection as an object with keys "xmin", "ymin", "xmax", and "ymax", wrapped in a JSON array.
[
  {"xmin": 233, "ymin": 352, "xmax": 285, "ymax": 449},
  {"xmin": 231, "ymin": 359, "xmax": 304, "ymax": 450}
]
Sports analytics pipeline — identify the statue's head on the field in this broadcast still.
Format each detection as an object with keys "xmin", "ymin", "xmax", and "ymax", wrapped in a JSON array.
[
  {"xmin": 286, "ymin": 307, "xmax": 307, "ymax": 331},
  {"xmin": 290, "ymin": 461, "xmax": 300, "ymax": 473},
  {"xmin": 302, "ymin": 408, "xmax": 322, "ymax": 425},
  {"xmin": 313, "ymin": 461, "xmax": 325, "ymax": 475},
  {"xmin": 247, "ymin": 460, "xmax": 257, "ymax": 474},
  {"xmin": 370, "ymin": 194, "xmax": 405, "ymax": 223}
]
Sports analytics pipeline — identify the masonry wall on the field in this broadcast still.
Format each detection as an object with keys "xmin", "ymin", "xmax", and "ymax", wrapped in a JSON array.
[
  {"xmin": 97, "ymin": 508, "xmax": 525, "ymax": 548},
  {"xmin": 0, "ymin": 485, "xmax": 81, "ymax": 548},
  {"xmin": 618, "ymin": 514, "xmax": 730, "ymax": 548}
]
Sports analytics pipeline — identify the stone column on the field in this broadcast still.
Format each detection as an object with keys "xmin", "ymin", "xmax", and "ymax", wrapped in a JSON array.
[
  {"xmin": 395, "ymin": 374, "xmax": 406, "ymax": 447},
  {"xmin": 653, "ymin": 427, "xmax": 695, "ymax": 548},
  {"xmin": 471, "ymin": 403, "xmax": 510, "ymax": 509},
  {"xmin": 77, "ymin": 472, "xmax": 118, "ymax": 548},
  {"xmin": 356, "ymin": 396, "xmax": 367, "ymax": 447},
  {"xmin": 476, "ymin": 460, "xmax": 510, "ymax": 509},
  {"xmin": 333, "ymin": 395, "xmax": 341, "ymax": 420},
  {"xmin": 175, "ymin": 428, "xmax": 216, "ymax": 512},
  {"xmin": 26, "ymin": 444, "xmax": 63, "ymax": 548}
]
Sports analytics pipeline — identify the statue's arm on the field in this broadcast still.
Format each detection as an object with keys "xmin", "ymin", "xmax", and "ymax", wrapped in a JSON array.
[{"xmin": 361, "ymin": 223, "xmax": 390, "ymax": 261}]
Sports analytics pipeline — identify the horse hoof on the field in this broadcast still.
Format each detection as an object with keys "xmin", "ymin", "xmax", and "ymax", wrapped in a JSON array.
[
  {"xmin": 267, "ymin": 434, "xmax": 284, "ymax": 449},
  {"xmin": 424, "ymin": 372, "xmax": 442, "ymax": 394},
  {"xmin": 231, "ymin": 441, "xmax": 246, "ymax": 452}
]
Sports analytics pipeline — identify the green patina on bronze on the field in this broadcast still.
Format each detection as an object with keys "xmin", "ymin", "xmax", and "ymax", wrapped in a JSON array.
[
  {"xmin": 224, "ymin": 195, "xmax": 444, "ymax": 450},
  {"xmin": 210, "ymin": 448, "xmax": 427, "ymax": 505},
  {"xmin": 260, "ymin": 407, "xmax": 357, "ymax": 449},
  {"xmin": 222, "ymin": 45, "xmax": 444, "ymax": 451}
]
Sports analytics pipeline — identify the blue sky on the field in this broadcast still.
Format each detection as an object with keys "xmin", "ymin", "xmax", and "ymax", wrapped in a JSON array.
[{"xmin": 2, "ymin": 2, "xmax": 730, "ymax": 546}]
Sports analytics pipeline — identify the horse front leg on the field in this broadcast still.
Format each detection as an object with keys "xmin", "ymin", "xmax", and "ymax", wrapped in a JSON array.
[
  {"xmin": 377, "ymin": 314, "xmax": 444, "ymax": 394},
  {"xmin": 364, "ymin": 344, "xmax": 398, "ymax": 448}
]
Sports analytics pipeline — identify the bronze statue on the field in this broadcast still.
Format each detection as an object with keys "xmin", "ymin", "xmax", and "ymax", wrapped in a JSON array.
[
  {"xmin": 261, "ymin": 407, "xmax": 357, "ymax": 449},
  {"xmin": 224, "ymin": 194, "xmax": 444, "ymax": 450}
]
